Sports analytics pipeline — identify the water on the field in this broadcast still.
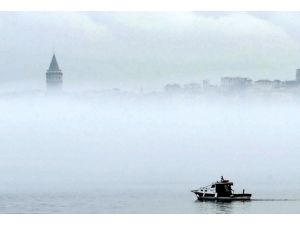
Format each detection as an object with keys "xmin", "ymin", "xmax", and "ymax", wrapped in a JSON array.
[
  {"xmin": 0, "ymin": 184, "xmax": 300, "ymax": 213},
  {"xmin": 1, "ymin": 96, "xmax": 300, "ymax": 213}
]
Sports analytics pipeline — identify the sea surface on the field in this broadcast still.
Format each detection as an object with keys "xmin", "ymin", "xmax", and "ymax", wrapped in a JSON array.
[
  {"xmin": 0, "ymin": 184, "xmax": 300, "ymax": 214},
  {"xmin": 1, "ymin": 98, "xmax": 300, "ymax": 213}
]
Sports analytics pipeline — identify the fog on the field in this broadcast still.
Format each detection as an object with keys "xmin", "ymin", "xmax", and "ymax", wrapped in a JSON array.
[
  {"xmin": 0, "ymin": 92, "xmax": 299, "ymax": 194},
  {"xmin": 2, "ymin": 12, "xmax": 300, "ymax": 90}
]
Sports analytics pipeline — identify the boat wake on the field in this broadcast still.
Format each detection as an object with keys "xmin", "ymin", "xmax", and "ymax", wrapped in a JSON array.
[{"xmin": 251, "ymin": 198, "xmax": 300, "ymax": 201}]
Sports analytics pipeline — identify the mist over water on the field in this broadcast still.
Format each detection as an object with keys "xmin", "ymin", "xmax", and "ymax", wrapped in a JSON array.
[
  {"xmin": 0, "ymin": 91, "xmax": 300, "ymax": 213},
  {"xmin": 3, "ymin": 11, "xmax": 300, "ymax": 213}
]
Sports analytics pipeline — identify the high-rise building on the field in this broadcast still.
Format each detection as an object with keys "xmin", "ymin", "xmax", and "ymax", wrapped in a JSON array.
[
  {"xmin": 296, "ymin": 69, "xmax": 300, "ymax": 82},
  {"xmin": 46, "ymin": 54, "xmax": 63, "ymax": 91}
]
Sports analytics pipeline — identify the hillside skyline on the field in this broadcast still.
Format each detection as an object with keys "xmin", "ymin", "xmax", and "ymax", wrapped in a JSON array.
[{"xmin": 1, "ymin": 12, "xmax": 300, "ymax": 91}]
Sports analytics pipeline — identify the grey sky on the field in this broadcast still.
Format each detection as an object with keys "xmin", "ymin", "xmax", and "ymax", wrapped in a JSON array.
[{"xmin": 1, "ymin": 12, "xmax": 300, "ymax": 91}]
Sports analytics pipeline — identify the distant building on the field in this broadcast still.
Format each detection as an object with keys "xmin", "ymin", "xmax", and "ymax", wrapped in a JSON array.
[
  {"xmin": 202, "ymin": 80, "xmax": 209, "ymax": 89},
  {"xmin": 221, "ymin": 77, "xmax": 252, "ymax": 89},
  {"xmin": 255, "ymin": 79, "xmax": 272, "ymax": 86},
  {"xmin": 283, "ymin": 80, "xmax": 300, "ymax": 88},
  {"xmin": 184, "ymin": 83, "xmax": 201, "ymax": 92},
  {"xmin": 46, "ymin": 54, "xmax": 63, "ymax": 91},
  {"xmin": 272, "ymin": 80, "xmax": 282, "ymax": 88},
  {"xmin": 253, "ymin": 79, "xmax": 291, "ymax": 89},
  {"xmin": 164, "ymin": 83, "xmax": 181, "ymax": 93},
  {"xmin": 296, "ymin": 69, "xmax": 300, "ymax": 82}
]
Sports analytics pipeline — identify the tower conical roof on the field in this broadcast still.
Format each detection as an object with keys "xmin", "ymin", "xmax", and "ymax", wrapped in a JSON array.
[{"xmin": 48, "ymin": 54, "xmax": 60, "ymax": 71}]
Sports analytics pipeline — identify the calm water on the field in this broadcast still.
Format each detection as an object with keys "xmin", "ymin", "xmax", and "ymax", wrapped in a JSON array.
[{"xmin": 0, "ymin": 184, "xmax": 300, "ymax": 213}]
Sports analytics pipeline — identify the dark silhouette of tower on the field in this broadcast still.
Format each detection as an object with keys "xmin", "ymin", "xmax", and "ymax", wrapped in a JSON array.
[{"xmin": 46, "ymin": 54, "xmax": 63, "ymax": 91}]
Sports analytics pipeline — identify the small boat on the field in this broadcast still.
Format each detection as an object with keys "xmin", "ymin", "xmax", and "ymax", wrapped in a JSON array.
[{"xmin": 191, "ymin": 176, "xmax": 251, "ymax": 201}]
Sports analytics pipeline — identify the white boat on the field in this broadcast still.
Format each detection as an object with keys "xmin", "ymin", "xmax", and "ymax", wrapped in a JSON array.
[{"xmin": 191, "ymin": 176, "xmax": 251, "ymax": 201}]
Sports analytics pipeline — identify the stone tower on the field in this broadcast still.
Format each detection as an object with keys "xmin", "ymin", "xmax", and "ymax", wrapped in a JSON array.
[{"xmin": 46, "ymin": 54, "xmax": 63, "ymax": 91}]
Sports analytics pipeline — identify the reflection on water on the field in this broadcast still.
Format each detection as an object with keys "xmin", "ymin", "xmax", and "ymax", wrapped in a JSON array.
[
  {"xmin": 194, "ymin": 200, "xmax": 238, "ymax": 214},
  {"xmin": 192, "ymin": 197, "xmax": 300, "ymax": 214},
  {"xmin": 215, "ymin": 202, "xmax": 234, "ymax": 214}
]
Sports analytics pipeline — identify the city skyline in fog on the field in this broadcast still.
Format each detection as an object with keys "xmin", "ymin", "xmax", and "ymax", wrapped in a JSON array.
[{"xmin": 1, "ymin": 12, "xmax": 300, "ymax": 91}]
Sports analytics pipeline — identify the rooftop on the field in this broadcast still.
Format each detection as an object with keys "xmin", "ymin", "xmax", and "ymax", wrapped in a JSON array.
[{"xmin": 48, "ymin": 54, "xmax": 61, "ymax": 71}]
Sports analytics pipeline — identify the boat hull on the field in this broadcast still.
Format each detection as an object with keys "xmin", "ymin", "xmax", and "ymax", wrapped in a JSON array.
[{"xmin": 192, "ymin": 191, "xmax": 251, "ymax": 201}]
